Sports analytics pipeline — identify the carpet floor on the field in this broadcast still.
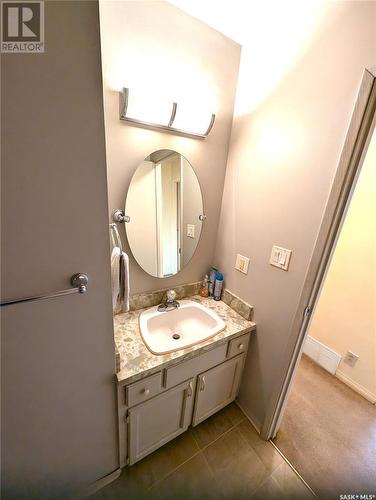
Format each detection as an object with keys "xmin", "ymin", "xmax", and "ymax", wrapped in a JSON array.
[{"xmin": 273, "ymin": 354, "xmax": 376, "ymax": 499}]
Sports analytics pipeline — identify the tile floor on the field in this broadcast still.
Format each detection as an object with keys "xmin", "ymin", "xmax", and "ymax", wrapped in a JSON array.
[{"xmin": 92, "ymin": 403, "xmax": 314, "ymax": 499}]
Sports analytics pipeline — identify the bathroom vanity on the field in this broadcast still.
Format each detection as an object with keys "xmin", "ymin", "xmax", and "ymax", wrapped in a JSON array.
[
  {"xmin": 114, "ymin": 295, "xmax": 256, "ymax": 467},
  {"xmin": 111, "ymin": 147, "xmax": 256, "ymax": 467}
]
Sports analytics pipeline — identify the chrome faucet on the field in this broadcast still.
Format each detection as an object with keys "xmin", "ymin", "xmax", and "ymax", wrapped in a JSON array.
[{"xmin": 157, "ymin": 289, "xmax": 180, "ymax": 312}]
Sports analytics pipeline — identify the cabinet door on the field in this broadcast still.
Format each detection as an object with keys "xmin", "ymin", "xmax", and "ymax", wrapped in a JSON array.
[
  {"xmin": 192, "ymin": 354, "xmax": 244, "ymax": 426},
  {"xmin": 128, "ymin": 379, "xmax": 195, "ymax": 465}
]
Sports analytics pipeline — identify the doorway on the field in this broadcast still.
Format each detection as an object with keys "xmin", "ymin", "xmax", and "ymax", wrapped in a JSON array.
[{"xmin": 272, "ymin": 122, "xmax": 376, "ymax": 496}]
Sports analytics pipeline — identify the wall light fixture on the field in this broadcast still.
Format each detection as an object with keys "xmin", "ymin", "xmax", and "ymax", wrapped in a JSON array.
[{"xmin": 119, "ymin": 88, "xmax": 215, "ymax": 139}]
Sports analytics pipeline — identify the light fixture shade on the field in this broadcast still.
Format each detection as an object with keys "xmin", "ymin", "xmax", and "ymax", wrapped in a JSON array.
[
  {"xmin": 119, "ymin": 88, "xmax": 215, "ymax": 139},
  {"xmin": 125, "ymin": 88, "xmax": 173, "ymax": 125},
  {"xmin": 172, "ymin": 102, "xmax": 214, "ymax": 137}
]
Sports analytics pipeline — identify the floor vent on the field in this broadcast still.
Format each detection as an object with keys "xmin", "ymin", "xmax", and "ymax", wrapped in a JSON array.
[{"xmin": 303, "ymin": 335, "xmax": 341, "ymax": 375}]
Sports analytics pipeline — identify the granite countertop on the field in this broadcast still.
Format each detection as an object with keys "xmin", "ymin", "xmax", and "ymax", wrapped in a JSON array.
[{"xmin": 114, "ymin": 295, "xmax": 256, "ymax": 385}]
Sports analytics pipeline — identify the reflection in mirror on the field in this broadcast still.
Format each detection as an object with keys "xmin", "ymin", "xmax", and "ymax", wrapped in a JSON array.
[{"xmin": 125, "ymin": 150, "xmax": 203, "ymax": 278}]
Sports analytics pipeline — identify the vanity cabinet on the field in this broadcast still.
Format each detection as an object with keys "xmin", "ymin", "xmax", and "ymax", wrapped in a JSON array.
[
  {"xmin": 192, "ymin": 354, "xmax": 244, "ymax": 426},
  {"xmin": 128, "ymin": 379, "xmax": 195, "ymax": 465},
  {"xmin": 118, "ymin": 331, "xmax": 251, "ymax": 467}
]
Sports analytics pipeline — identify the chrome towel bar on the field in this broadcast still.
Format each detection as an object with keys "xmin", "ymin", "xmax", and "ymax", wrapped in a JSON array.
[{"xmin": 0, "ymin": 273, "xmax": 89, "ymax": 307}]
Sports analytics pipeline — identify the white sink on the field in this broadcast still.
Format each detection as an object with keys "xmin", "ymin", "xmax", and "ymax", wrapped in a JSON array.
[{"xmin": 139, "ymin": 300, "xmax": 226, "ymax": 355}]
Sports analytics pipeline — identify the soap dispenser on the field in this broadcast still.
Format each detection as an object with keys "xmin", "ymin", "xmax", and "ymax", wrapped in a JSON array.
[{"xmin": 199, "ymin": 275, "xmax": 209, "ymax": 297}]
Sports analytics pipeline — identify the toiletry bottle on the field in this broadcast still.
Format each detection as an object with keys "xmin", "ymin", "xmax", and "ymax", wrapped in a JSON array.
[
  {"xmin": 213, "ymin": 272, "xmax": 223, "ymax": 301},
  {"xmin": 209, "ymin": 267, "xmax": 218, "ymax": 296},
  {"xmin": 199, "ymin": 275, "xmax": 209, "ymax": 297}
]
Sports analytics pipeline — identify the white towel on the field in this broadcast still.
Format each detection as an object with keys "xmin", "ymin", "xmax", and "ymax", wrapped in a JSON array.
[
  {"xmin": 119, "ymin": 250, "xmax": 130, "ymax": 313},
  {"xmin": 111, "ymin": 246, "xmax": 121, "ymax": 312},
  {"xmin": 111, "ymin": 246, "xmax": 130, "ymax": 314}
]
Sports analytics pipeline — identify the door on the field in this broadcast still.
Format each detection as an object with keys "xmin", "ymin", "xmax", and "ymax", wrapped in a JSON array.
[
  {"xmin": 128, "ymin": 379, "xmax": 195, "ymax": 465},
  {"xmin": 155, "ymin": 162, "xmax": 164, "ymax": 277},
  {"xmin": 176, "ymin": 180, "xmax": 182, "ymax": 272},
  {"xmin": 126, "ymin": 160, "xmax": 159, "ymax": 276},
  {"xmin": 1, "ymin": 2, "xmax": 118, "ymax": 497},
  {"xmin": 192, "ymin": 355, "xmax": 244, "ymax": 426}
]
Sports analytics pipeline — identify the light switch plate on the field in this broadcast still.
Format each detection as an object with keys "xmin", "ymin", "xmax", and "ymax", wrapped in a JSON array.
[
  {"xmin": 270, "ymin": 245, "xmax": 292, "ymax": 271},
  {"xmin": 187, "ymin": 224, "xmax": 195, "ymax": 238},
  {"xmin": 235, "ymin": 254, "xmax": 250, "ymax": 274}
]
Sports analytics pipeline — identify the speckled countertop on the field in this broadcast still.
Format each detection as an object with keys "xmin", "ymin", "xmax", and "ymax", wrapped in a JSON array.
[{"xmin": 114, "ymin": 295, "xmax": 256, "ymax": 385}]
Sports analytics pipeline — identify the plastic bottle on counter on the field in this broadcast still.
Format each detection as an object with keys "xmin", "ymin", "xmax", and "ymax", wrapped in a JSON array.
[
  {"xmin": 199, "ymin": 275, "xmax": 209, "ymax": 297},
  {"xmin": 208, "ymin": 267, "xmax": 218, "ymax": 296},
  {"xmin": 213, "ymin": 272, "xmax": 223, "ymax": 301}
]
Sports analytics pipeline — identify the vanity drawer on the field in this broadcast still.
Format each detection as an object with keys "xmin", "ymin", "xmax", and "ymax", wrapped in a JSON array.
[
  {"xmin": 164, "ymin": 343, "xmax": 227, "ymax": 389},
  {"xmin": 227, "ymin": 333, "xmax": 250, "ymax": 359},
  {"xmin": 126, "ymin": 372, "xmax": 162, "ymax": 407}
]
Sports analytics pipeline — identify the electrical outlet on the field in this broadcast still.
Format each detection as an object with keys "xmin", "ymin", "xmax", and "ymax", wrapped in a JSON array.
[
  {"xmin": 235, "ymin": 254, "xmax": 250, "ymax": 274},
  {"xmin": 344, "ymin": 351, "xmax": 359, "ymax": 367}
]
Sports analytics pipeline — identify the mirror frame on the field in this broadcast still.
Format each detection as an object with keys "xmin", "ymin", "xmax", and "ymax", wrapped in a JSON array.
[{"xmin": 124, "ymin": 149, "xmax": 205, "ymax": 277}]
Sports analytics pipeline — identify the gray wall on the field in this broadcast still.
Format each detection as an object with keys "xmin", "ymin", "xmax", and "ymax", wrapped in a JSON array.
[
  {"xmin": 99, "ymin": 1, "xmax": 241, "ymax": 294},
  {"xmin": 214, "ymin": 1, "xmax": 376, "ymax": 429},
  {"xmin": 1, "ymin": 1, "xmax": 118, "ymax": 497}
]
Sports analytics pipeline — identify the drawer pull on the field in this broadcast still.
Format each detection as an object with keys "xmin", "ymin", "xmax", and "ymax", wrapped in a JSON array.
[
  {"xmin": 227, "ymin": 334, "xmax": 250, "ymax": 359},
  {"xmin": 200, "ymin": 376, "xmax": 206, "ymax": 392},
  {"xmin": 126, "ymin": 371, "xmax": 162, "ymax": 407}
]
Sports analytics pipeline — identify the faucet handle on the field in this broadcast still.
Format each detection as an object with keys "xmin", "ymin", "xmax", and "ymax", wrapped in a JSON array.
[{"xmin": 166, "ymin": 289, "xmax": 177, "ymax": 302}]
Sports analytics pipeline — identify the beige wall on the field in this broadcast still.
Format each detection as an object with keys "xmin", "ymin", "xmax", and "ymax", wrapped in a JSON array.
[
  {"xmin": 309, "ymin": 127, "xmax": 376, "ymax": 398},
  {"xmin": 214, "ymin": 2, "xmax": 376, "ymax": 428},
  {"xmin": 182, "ymin": 157, "xmax": 203, "ymax": 267},
  {"xmin": 1, "ymin": 1, "xmax": 118, "ymax": 497},
  {"xmin": 99, "ymin": 1, "xmax": 240, "ymax": 294}
]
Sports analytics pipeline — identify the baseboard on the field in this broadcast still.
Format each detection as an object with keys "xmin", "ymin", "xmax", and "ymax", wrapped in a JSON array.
[
  {"xmin": 79, "ymin": 467, "xmax": 121, "ymax": 498},
  {"xmin": 235, "ymin": 399, "xmax": 261, "ymax": 434},
  {"xmin": 335, "ymin": 370, "xmax": 376, "ymax": 404},
  {"xmin": 303, "ymin": 335, "xmax": 341, "ymax": 374}
]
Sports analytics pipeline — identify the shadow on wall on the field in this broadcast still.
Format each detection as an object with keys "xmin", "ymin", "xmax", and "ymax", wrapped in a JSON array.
[{"xmin": 214, "ymin": 1, "xmax": 376, "ymax": 429}]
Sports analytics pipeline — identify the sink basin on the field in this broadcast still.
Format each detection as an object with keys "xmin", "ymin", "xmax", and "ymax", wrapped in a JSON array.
[{"xmin": 139, "ymin": 300, "xmax": 226, "ymax": 355}]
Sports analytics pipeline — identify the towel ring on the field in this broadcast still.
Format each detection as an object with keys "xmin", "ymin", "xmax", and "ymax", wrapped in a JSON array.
[{"xmin": 109, "ymin": 223, "xmax": 124, "ymax": 253}]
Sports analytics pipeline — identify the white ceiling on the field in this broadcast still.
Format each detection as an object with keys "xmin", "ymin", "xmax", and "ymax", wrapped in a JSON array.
[
  {"xmin": 168, "ymin": 0, "xmax": 244, "ymax": 45},
  {"xmin": 168, "ymin": 0, "xmax": 326, "ymax": 46},
  {"xmin": 168, "ymin": 0, "xmax": 328, "ymax": 114}
]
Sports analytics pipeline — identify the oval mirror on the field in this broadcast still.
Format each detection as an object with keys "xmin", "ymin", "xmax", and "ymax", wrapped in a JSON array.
[{"xmin": 125, "ymin": 150, "xmax": 204, "ymax": 277}]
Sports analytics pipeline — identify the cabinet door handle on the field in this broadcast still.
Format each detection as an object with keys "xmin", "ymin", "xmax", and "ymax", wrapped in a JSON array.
[
  {"xmin": 239, "ymin": 343, "xmax": 244, "ymax": 350},
  {"xmin": 200, "ymin": 376, "xmax": 206, "ymax": 392},
  {"xmin": 143, "ymin": 388, "xmax": 150, "ymax": 396},
  {"xmin": 180, "ymin": 386, "xmax": 190, "ymax": 428}
]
